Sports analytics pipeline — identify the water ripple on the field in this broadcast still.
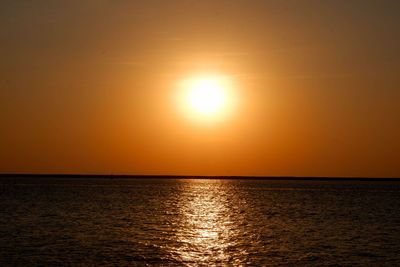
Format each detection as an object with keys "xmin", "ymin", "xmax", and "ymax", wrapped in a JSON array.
[{"xmin": 0, "ymin": 178, "xmax": 399, "ymax": 266}]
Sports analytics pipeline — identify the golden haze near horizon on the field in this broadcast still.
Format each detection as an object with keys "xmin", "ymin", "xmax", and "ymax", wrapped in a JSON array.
[{"xmin": 0, "ymin": 0, "xmax": 399, "ymax": 178}]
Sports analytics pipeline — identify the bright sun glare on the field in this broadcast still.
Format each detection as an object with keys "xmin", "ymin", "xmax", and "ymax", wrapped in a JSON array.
[
  {"xmin": 188, "ymin": 77, "xmax": 226, "ymax": 115},
  {"xmin": 176, "ymin": 74, "xmax": 236, "ymax": 122}
]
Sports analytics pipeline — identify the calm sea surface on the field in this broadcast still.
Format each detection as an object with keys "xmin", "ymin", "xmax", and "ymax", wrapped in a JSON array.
[{"xmin": 0, "ymin": 177, "xmax": 399, "ymax": 266}]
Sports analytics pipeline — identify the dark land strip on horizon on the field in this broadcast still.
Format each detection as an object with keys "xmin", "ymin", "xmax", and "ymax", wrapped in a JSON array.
[{"xmin": 0, "ymin": 174, "xmax": 399, "ymax": 181}]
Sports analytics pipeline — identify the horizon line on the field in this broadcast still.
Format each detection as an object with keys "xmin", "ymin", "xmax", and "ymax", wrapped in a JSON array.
[{"xmin": 0, "ymin": 173, "xmax": 399, "ymax": 181}]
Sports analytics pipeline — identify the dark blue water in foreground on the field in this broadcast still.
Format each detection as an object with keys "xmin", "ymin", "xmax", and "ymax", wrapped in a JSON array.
[{"xmin": 0, "ymin": 177, "xmax": 399, "ymax": 266}]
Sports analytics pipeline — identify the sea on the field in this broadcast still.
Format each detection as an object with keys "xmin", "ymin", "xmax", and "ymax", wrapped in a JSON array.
[{"xmin": 0, "ymin": 177, "xmax": 399, "ymax": 266}]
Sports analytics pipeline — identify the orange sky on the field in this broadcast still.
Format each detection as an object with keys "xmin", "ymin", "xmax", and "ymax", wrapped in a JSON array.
[{"xmin": 1, "ymin": 0, "xmax": 399, "ymax": 177}]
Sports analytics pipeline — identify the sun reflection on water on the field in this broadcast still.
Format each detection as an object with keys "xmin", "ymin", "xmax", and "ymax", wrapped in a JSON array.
[{"xmin": 173, "ymin": 179, "xmax": 249, "ymax": 264}]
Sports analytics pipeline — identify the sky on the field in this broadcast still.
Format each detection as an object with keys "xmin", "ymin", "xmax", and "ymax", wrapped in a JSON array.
[{"xmin": 1, "ymin": 0, "xmax": 399, "ymax": 177}]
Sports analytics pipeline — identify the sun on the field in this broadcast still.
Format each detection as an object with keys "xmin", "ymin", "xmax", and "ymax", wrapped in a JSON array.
[
  {"xmin": 176, "ymin": 74, "xmax": 237, "ymax": 122},
  {"xmin": 187, "ymin": 77, "xmax": 226, "ymax": 115}
]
